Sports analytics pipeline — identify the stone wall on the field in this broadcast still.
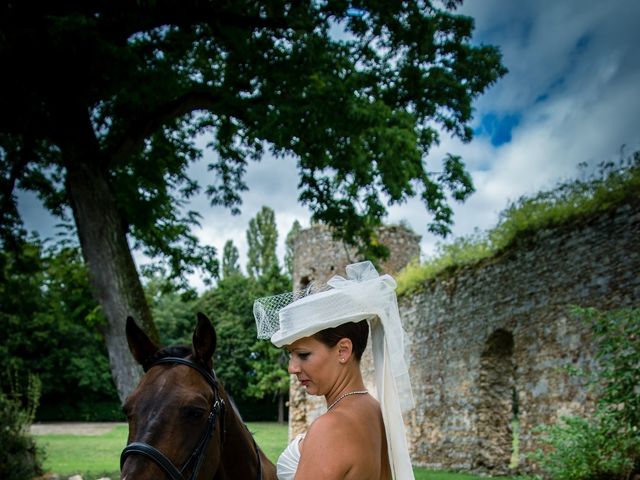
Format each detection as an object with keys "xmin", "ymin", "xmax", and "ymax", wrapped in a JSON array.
[
  {"xmin": 402, "ymin": 200, "xmax": 640, "ymax": 473},
  {"xmin": 288, "ymin": 201, "xmax": 640, "ymax": 474}
]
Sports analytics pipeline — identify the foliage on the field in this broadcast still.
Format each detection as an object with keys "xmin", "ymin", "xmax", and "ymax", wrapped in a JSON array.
[
  {"xmin": 397, "ymin": 152, "xmax": 640, "ymax": 296},
  {"xmin": 0, "ymin": 369, "xmax": 44, "ymax": 480},
  {"xmin": 149, "ymin": 207, "xmax": 291, "ymax": 416},
  {"xmin": 488, "ymin": 153, "xmax": 640, "ymax": 251},
  {"xmin": 144, "ymin": 270, "xmax": 198, "ymax": 346},
  {"xmin": 195, "ymin": 273, "xmax": 262, "ymax": 402},
  {"xmin": 1, "ymin": 1, "xmax": 505, "ymax": 398},
  {"xmin": 396, "ymin": 231, "xmax": 492, "ymax": 294},
  {"xmin": 221, "ymin": 239, "xmax": 241, "ymax": 278},
  {"xmin": 0, "ymin": 239, "xmax": 121, "ymax": 420},
  {"xmin": 246, "ymin": 267, "xmax": 292, "ymax": 412},
  {"xmin": 532, "ymin": 416, "xmax": 637, "ymax": 480},
  {"xmin": 581, "ymin": 307, "xmax": 640, "ymax": 430},
  {"xmin": 247, "ymin": 206, "xmax": 279, "ymax": 278},
  {"xmin": 284, "ymin": 220, "xmax": 302, "ymax": 277},
  {"xmin": 531, "ymin": 307, "xmax": 640, "ymax": 480},
  {"xmin": 194, "ymin": 267, "xmax": 292, "ymax": 407},
  {"xmin": 245, "ymin": 341, "xmax": 290, "ymax": 401},
  {"xmin": 1, "ymin": 0, "xmax": 505, "ymax": 268}
]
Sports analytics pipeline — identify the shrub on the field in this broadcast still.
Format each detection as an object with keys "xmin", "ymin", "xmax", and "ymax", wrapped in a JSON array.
[
  {"xmin": 531, "ymin": 307, "xmax": 640, "ymax": 479},
  {"xmin": 0, "ymin": 370, "xmax": 45, "ymax": 480}
]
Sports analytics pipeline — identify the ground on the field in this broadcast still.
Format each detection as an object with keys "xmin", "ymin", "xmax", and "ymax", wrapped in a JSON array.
[{"xmin": 30, "ymin": 422, "xmax": 126, "ymax": 436}]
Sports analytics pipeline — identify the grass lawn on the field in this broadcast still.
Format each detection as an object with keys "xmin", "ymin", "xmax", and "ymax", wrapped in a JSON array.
[
  {"xmin": 35, "ymin": 424, "xmax": 128, "ymax": 478},
  {"xmin": 34, "ymin": 422, "xmax": 518, "ymax": 479}
]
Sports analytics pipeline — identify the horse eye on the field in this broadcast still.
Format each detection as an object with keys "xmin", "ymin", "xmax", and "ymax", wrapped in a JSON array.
[{"xmin": 182, "ymin": 407, "xmax": 206, "ymax": 419}]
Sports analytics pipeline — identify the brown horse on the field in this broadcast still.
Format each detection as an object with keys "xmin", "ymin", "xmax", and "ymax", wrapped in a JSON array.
[{"xmin": 121, "ymin": 312, "xmax": 277, "ymax": 480}]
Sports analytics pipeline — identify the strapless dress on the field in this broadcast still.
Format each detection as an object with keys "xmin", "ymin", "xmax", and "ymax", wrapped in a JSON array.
[{"xmin": 276, "ymin": 433, "xmax": 305, "ymax": 480}]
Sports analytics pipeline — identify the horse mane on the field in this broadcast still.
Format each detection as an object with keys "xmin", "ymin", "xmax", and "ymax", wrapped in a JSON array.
[{"xmin": 225, "ymin": 391, "xmax": 243, "ymax": 421}]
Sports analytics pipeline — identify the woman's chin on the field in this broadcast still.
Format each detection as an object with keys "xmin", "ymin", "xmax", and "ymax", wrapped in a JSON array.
[{"xmin": 302, "ymin": 383, "xmax": 317, "ymax": 394}]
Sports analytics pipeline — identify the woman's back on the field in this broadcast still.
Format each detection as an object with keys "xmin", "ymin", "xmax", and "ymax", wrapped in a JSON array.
[{"xmin": 295, "ymin": 393, "xmax": 390, "ymax": 480}]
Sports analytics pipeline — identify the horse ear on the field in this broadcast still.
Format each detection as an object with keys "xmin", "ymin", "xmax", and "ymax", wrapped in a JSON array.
[
  {"xmin": 126, "ymin": 316, "xmax": 159, "ymax": 368},
  {"xmin": 193, "ymin": 312, "xmax": 216, "ymax": 366}
]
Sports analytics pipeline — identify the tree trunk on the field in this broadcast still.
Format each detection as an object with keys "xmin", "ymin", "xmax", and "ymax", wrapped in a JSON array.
[
  {"xmin": 65, "ymin": 156, "xmax": 159, "ymax": 402},
  {"xmin": 278, "ymin": 392, "xmax": 285, "ymax": 424}
]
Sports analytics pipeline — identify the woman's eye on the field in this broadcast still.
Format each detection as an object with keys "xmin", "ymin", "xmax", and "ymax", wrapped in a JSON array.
[{"xmin": 298, "ymin": 352, "xmax": 310, "ymax": 360}]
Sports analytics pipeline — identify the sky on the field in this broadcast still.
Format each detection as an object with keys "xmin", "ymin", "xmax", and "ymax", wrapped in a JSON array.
[{"xmin": 17, "ymin": 0, "xmax": 640, "ymax": 290}]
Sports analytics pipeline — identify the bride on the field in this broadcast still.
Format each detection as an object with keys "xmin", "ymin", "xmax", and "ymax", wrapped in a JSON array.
[{"xmin": 254, "ymin": 261, "xmax": 415, "ymax": 480}]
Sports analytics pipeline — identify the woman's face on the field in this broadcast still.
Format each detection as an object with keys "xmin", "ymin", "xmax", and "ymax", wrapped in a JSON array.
[{"xmin": 287, "ymin": 336, "xmax": 339, "ymax": 396}]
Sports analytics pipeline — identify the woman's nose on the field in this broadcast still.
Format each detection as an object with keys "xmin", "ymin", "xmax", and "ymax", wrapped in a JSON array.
[{"xmin": 288, "ymin": 357, "xmax": 300, "ymax": 374}]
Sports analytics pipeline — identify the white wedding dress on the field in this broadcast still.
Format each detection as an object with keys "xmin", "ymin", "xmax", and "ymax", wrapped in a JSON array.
[{"xmin": 276, "ymin": 433, "xmax": 305, "ymax": 480}]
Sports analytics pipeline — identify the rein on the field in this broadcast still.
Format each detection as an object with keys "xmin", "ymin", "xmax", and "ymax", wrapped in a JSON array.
[{"xmin": 120, "ymin": 357, "xmax": 263, "ymax": 480}]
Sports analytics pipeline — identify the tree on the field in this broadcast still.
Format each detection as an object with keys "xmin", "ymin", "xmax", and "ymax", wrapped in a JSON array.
[
  {"xmin": 0, "ymin": 239, "xmax": 121, "ymax": 420},
  {"xmin": 0, "ymin": 1, "xmax": 506, "ymax": 400},
  {"xmin": 249, "ymin": 267, "xmax": 293, "ymax": 423},
  {"xmin": 246, "ymin": 206, "xmax": 292, "ymax": 421},
  {"xmin": 195, "ymin": 273, "xmax": 260, "ymax": 402},
  {"xmin": 247, "ymin": 206, "xmax": 279, "ymax": 278},
  {"xmin": 221, "ymin": 240, "xmax": 241, "ymax": 278},
  {"xmin": 143, "ymin": 270, "xmax": 198, "ymax": 346},
  {"xmin": 284, "ymin": 220, "xmax": 302, "ymax": 277}
]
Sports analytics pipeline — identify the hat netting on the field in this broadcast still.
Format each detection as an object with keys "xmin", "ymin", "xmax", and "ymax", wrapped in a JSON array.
[{"xmin": 253, "ymin": 283, "xmax": 330, "ymax": 340}]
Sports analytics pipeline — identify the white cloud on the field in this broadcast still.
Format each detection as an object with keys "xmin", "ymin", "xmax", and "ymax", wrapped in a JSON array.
[{"xmin": 184, "ymin": 152, "xmax": 310, "ymax": 285}]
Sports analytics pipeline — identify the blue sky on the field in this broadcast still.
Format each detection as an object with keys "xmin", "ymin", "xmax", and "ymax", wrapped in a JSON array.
[{"xmin": 18, "ymin": 0, "xmax": 640, "ymax": 288}]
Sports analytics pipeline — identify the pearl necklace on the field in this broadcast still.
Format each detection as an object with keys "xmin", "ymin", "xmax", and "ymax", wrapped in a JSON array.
[{"xmin": 326, "ymin": 390, "xmax": 369, "ymax": 411}]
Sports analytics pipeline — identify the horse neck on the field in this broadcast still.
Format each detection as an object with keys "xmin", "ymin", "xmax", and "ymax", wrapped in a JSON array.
[{"xmin": 215, "ymin": 389, "xmax": 275, "ymax": 480}]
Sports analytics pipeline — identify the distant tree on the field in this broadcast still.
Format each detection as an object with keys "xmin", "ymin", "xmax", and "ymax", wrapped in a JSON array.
[
  {"xmin": 248, "ymin": 267, "xmax": 292, "ymax": 422},
  {"xmin": 0, "ymin": 239, "xmax": 120, "ymax": 420},
  {"xmin": 247, "ymin": 206, "xmax": 279, "ymax": 278},
  {"xmin": 284, "ymin": 220, "xmax": 302, "ymax": 277},
  {"xmin": 221, "ymin": 240, "xmax": 241, "ymax": 278},
  {"xmin": 0, "ymin": 1, "xmax": 506, "ymax": 399},
  {"xmin": 195, "ymin": 273, "xmax": 259, "ymax": 401},
  {"xmin": 247, "ymin": 340, "xmax": 290, "ymax": 423},
  {"xmin": 143, "ymin": 270, "xmax": 198, "ymax": 346}
]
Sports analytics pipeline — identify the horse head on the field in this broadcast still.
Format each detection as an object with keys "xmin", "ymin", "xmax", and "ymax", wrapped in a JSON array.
[{"xmin": 120, "ymin": 312, "xmax": 277, "ymax": 480}]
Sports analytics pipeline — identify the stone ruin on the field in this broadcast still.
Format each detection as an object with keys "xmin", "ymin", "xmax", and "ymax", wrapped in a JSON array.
[{"xmin": 288, "ymin": 200, "xmax": 640, "ymax": 474}]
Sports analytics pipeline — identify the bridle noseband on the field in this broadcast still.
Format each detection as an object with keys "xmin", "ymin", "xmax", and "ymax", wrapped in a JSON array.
[{"xmin": 120, "ymin": 357, "xmax": 263, "ymax": 480}]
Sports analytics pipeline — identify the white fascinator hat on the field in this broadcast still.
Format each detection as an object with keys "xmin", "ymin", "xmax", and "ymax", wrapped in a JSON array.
[{"xmin": 253, "ymin": 260, "xmax": 415, "ymax": 479}]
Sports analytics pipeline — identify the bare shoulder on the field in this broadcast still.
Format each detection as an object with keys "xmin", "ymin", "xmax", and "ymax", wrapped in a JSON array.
[
  {"xmin": 296, "ymin": 412, "xmax": 355, "ymax": 479},
  {"xmin": 296, "ymin": 397, "xmax": 386, "ymax": 480},
  {"xmin": 303, "ymin": 411, "xmax": 354, "ymax": 454}
]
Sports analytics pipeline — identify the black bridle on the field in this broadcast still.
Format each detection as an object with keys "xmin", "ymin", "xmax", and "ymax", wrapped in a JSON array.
[{"xmin": 120, "ymin": 357, "xmax": 263, "ymax": 480}]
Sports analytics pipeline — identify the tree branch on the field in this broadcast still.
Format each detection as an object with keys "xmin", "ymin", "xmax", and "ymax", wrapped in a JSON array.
[
  {"xmin": 0, "ymin": 138, "xmax": 32, "ymax": 222},
  {"xmin": 5, "ymin": 1, "xmax": 297, "ymax": 38},
  {"xmin": 107, "ymin": 89, "xmax": 265, "ymax": 163}
]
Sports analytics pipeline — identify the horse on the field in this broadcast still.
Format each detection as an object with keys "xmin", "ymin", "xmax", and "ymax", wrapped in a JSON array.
[{"xmin": 120, "ymin": 312, "xmax": 277, "ymax": 480}]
